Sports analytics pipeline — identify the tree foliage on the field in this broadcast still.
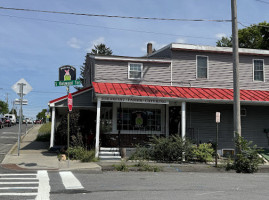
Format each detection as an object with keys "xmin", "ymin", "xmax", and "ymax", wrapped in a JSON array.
[
  {"xmin": 36, "ymin": 109, "xmax": 47, "ymax": 121},
  {"xmin": 216, "ymin": 22, "xmax": 269, "ymax": 50},
  {"xmin": 78, "ymin": 43, "xmax": 113, "ymax": 89},
  {"xmin": 0, "ymin": 100, "xmax": 8, "ymax": 114},
  {"xmin": 9, "ymin": 109, "xmax": 17, "ymax": 118}
]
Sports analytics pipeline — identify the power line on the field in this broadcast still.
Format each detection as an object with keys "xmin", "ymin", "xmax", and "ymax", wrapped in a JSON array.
[
  {"xmin": 0, "ymin": 6, "xmax": 231, "ymax": 22},
  {"xmin": 255, "ymin": 0, "xmax": 269, "ymax": 4},
  {"xmin": 0, "ymin": 13, "xmax": 218, "ymax": 40}
]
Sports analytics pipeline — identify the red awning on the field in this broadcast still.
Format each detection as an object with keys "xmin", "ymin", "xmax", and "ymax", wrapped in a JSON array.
[{"xmin": 92, "ymin": 82, "xmax": 269, "ymax": 103}]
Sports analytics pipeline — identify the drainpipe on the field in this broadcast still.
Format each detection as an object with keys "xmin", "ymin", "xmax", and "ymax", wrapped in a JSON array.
[{"xmin": 50, "ymin": 106, "xmax": 56, "ymax": 149}]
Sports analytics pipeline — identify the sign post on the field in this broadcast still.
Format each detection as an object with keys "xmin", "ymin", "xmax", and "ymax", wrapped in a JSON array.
[
  {"xmin": 12, "ymin": 78, "xmax": 32, "ymax": 156},
  {"xmin": 215, "ymin": 112, "xmax": 221, "ymax": 167},
  {"xmin": 55, "ymin": 65, "xmax": 80, "ymax": 168}
]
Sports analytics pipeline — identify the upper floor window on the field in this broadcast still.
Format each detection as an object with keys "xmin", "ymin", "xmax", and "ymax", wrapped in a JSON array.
[
  {"xmin": 128, "ymin": 63, "xmax": 143, "ymax": 79},
  {"xmin": 253, "ymin": 59, "xmax": 264, "ymax": 81},
  {"xmin": 197, "ymin": 56, "xmax": 208, "ymax": 79}
]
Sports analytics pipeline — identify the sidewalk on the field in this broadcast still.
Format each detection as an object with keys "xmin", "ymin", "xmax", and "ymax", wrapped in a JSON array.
[{"xmin": 1, "ymin": 125, "xmax": 101, "ymax": 172}]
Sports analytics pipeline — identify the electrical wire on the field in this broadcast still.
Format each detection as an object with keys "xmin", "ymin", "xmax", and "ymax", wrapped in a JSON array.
[
  {"xmin": 0, "ymin": 14, "xmax": 220, "ymax": 40},
  {"xmin": 255, "ymin": 0, "xmax": 269, "ymax": 4},
  {"xmin": 0, "ymin": 6, "xmax": 231, "ymax": 22}
]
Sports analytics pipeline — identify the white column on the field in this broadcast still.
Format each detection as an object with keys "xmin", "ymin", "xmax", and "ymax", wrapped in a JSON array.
[
  {"xmin": 166, "ymin": 104, "xmax": 169, "ymax": 138},
  {"xmin": 181, "ymin": 102, "xmax": 186, "ymax": 140},
  {"xmin": 95, "ymin": 98, "xmax": 101, "ymax": 158},
  {"xmin": 50, "ymin": 107, "xmax": 56, "ymax": 148}
]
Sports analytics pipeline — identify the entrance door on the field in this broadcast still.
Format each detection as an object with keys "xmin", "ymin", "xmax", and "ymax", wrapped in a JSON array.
[{"xmin": 169, "ymin": 106, "xmax": 181, "ymax": 136}]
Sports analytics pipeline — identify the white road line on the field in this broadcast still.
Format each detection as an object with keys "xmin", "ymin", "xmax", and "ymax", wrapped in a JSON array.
[
  {"xmin": 0, "ymin": 193, "xmax": 38, "ymax": 196},
  {"xmin": 59, "ymin": 171, "xmax": 84, "ymax": 190},
  {"xmin": 0, "ymin": 187, "xmax": 38, "ymax": 190},
  {"xmin": 2, "ymin": 132, "xmax": 17, "ymax": 135},
  {"xmin": 36, "ymin": 170, "xmax": 50, "ymax": 200},
  {"xmin": 0, "ymin": 182, "xmax": 38, "ymax": 184},
  {"xmin": 0, "ymin": 136, "xmax": 17, "ymax": 139},
  {"xmin": 0, "ymin": 178, "xmax": 38, "ymax": 180},
  {"xmin": 0, "ymin": 174, "xmax": 36, "ymax": 176}
]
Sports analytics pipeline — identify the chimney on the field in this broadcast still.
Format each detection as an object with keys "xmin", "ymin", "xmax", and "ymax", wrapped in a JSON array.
[{"xmin": 147, "ymin": 43, "xmax": 152, "ymax": 55}]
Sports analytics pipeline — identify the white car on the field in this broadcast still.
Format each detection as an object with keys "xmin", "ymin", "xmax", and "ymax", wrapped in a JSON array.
[{"xmin": 4, "ymin": 114, "xmax": 16, "ymax": 125}]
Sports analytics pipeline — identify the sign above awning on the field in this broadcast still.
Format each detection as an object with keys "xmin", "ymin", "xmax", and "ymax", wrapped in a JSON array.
[
  {"xmin": 92, "ymin": 82, "xmax": 269, "ymax": 104},
  {"xmin": 100, "ymin": 96, "xmax": 168, "ymax": 104}
]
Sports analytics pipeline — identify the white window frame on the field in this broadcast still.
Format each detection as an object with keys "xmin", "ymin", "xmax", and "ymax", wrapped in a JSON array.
[
  {"xmin": 196, "ymin": 55, "xmax": 209, "ymax": 79},
  {"xmin": 128, "ymin": 63, "xmax": 143, "ymax": 80},
  {"xmin": 253, "ymin": 59, "xmax": 265, "ymax": 82}
]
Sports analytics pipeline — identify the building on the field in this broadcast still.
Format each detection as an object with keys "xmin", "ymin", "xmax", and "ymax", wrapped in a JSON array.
[{"xmin": 49, "ymin": 43, "xmax": 269, "ymax": 158}]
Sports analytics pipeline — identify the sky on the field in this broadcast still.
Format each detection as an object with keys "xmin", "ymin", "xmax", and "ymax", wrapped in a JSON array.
[{"xmin": 0, "ymin": 0, "xmax": 268, "ymax": 119}]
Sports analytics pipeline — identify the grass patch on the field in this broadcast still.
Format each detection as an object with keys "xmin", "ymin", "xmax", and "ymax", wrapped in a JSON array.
[
  {"xmin": 36, "ymin": 122, "xmax": 51, "ymax": 142},
  {"xmin": 134, "ymin": 161, "xmax": 162, "ymax": 172},
  {"xmin": 113, "ymin": 162, "xmax": 129, "ymax": 172}
]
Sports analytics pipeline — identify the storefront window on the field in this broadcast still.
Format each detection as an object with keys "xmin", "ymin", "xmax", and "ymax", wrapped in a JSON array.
[{"xmin": 117, "ymin": 108, "xmax": 161, "ymax": 132}]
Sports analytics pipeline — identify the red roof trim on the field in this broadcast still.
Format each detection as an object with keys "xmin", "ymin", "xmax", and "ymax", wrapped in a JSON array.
[
  {"xmin": 92, "ymin": 82, "xmax": 269, "ymax": 103},
  {"xmin": 49, "ymin": 86, "xmax": 92, "ymax": 104}
]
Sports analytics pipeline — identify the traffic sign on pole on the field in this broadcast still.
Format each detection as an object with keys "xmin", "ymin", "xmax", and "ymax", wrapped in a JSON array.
[{"xmin": 68, "ymin": 93, "xmax": 73, "ymax": 112}]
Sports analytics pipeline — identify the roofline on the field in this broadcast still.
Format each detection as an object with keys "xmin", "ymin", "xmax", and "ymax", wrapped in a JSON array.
[
  {"xmin": 147, "ymin": 44, "xmax": 171, "ymax": 57},
  {"xmin": 88, "ymin": 55, "xmax": 171, "ymax": 63},
  {"xmin": 49, "ymin": 86, "xmax": 92, "ymax": 105},
  {"xmin": 95, "ymin": 93, "xmax": 269, "ymax": 106},
  {"xmin": 171, "ymin": 43, "xmax": 269, "ymax": 56}
]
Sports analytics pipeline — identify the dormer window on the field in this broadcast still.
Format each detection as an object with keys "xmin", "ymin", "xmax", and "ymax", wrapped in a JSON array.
[
  {"xmin": 253, "ymin": 59, "xmax": 264, "ymax": 82},
  {"xmin": 197, "ymin": 55, "xmax": 208, "ymax": 79},
  {"xmin": 128, "ymin": 63, "xmax": 143, "ymax": 79}
]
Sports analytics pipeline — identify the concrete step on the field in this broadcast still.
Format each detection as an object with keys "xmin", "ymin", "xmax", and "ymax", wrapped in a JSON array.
[
  {"xmin": 100, "ymin": 147, "xmax": 119, "ymax": 151},
  {"xmin": 99, "ymin": 155, "xmax": 121, "ymax": 159},
  {"xmin": 99, "ymin": 151, "xmax": 120, "ymax": 156}
]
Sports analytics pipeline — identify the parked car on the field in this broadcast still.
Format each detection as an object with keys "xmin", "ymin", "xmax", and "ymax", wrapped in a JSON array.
[
  {"xmin": 4, "ymin": 114, "xmax": 16, "ymax": 125},
  {"xmin": 3, "ymin": 117, "xmax": 11, "ymax": 127},
  {"xmin": 0, "ymin": 118, "xmax": 4, "ymax": 129}
]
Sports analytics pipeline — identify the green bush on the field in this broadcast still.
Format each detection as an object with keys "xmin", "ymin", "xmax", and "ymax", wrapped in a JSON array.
[
  {"xmin": 129, "ymin": 135, "xmax": 194, "ymax": 163},
  {"xmin": 36, "ymin": 122, "xmax": 51, "ymax": 142},
  {"xmin": 128, "ymin": 145, "xmax": 152, "ymax": 160},
  {"xmin": 67, "ymin": 146, "xmax": 97, "ymax": 162},
  {"xmin": 233, "ymin": 134, "xmax": 264, "ymax": 173},
  {"xmin": 192, "ymin": 143, "xmax": 214, "ymax": 163}
]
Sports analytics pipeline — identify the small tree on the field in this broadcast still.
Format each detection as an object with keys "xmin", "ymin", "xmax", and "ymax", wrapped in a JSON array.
[
  {"xmin": 0, "ymin": 100, "xmax": 8, "ymax": 114},
  {"xmin": 36, "ymin": 109, "xmax": 47, "ymax": 122}
]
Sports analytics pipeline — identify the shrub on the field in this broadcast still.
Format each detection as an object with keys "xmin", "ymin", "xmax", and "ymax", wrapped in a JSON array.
[
  {"xmin": 36, "ymin": 122, "xmax": 51, "ymax": 142},
  {"xmin": 128, "ymin": 145, "xmax": 152, "ymax": 161},
  {"xmin": 233, "ymin": 134, "xmax": 264, "ymax": 173},
  {"xmin": 67, "ymin": 146, "xmax": 97, "ymax": 162},
  {"xmin": 192, "ymin": 143, "xmax": 214, "ymax": 163}
]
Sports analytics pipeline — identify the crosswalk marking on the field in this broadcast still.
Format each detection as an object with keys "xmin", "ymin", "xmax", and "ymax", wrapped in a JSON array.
[
  {"xmin": 0, "ymin": 136, "xmax": 17, "ymax": 139},
  {"xmin": 2, "ymin": 132, "xmax": 17, "ymax": 135},
  {"xmin": 36, "ymin": 170, "xmax": 50, "ymax": 200},
  {"xmin": 0, "ymin": 171, "xmax": 50, "ymax": 199},
  {"xmin": 59, "ymin": 171, "xmax": 84, "ymax": 190},
  {"xmin": 0, "ymin": 182, "xmax": 38, "ymax": 184}
]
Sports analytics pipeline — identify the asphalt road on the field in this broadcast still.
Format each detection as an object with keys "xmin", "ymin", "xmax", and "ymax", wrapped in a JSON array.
[
  {"xmin": 0, "ymin": 169, "xmax": 268, "ymax": 199},
  {"xmin": 0, "ymin": 123, "xmax": 31, "ymax": 163}
]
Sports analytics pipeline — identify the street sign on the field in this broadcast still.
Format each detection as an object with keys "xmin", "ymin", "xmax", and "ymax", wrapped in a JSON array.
[
  {"xmin": 68, "ymin": 93, "xmax": 73, "ymax": 112},
  {"xmin": 14, "ymin": 99, "xmax": 28, "ymax": 105},
  {"xmin": 59, "ymin": 65, "xmax": 76, "ymax": 81},
  {"xmin": 12, "ymin": 78, "xmax": 32, "ymax": 95},
  {"xmin": 54, "ymin": 80, "xmax": 81, "ymax": 87}
]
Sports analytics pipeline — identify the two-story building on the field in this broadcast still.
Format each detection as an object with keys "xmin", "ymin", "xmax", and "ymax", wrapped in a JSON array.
[{"xmin": 49, "ymin": 43, "xmax": 269, "ymax": 158}]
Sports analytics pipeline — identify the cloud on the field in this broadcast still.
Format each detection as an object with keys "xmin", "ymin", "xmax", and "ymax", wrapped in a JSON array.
[
  {"xmin": 85, "ymin": 37, "xmax": 105, "ymax": 52},
  {"xmin": 67, "ymin": 37, "xmax": 82, "ymax": 49},
  {"xmin": 141, "ymin": 41, "xmax": 166, "ymax": 53},
  {"xmin": 176, "ymin": 38, "xmax": 186, "ymax": 43},
  {"xmin": 215, "ymin": 33, "xmax": 227, "ymax": 39}
]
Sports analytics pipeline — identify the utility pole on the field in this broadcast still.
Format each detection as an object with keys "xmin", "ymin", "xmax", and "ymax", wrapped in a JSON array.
[{"xmin": 231, "ymin": 0, "xmax": 241, "ymax": 152}]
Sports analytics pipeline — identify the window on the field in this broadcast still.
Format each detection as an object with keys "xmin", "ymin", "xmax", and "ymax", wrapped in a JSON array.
[
  {"xmin": 197, "ymin": 56, "xmax": 208, "ymax": 79},
  {"xmin": 117, "ymin": 108, "xmax": 161, "ymax": 132},
  {"xmin": 128, "ymin": 63, "xmax": 143, "ymax": 79},
  {"xmin": 253, "ymin": 59, "xmax": 264, "ymax": 81}
]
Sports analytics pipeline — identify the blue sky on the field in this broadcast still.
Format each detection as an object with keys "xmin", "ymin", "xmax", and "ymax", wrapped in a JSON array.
[{"xmin": 0, "ymin": 0, "xmax": 268, "ymax": 118}]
